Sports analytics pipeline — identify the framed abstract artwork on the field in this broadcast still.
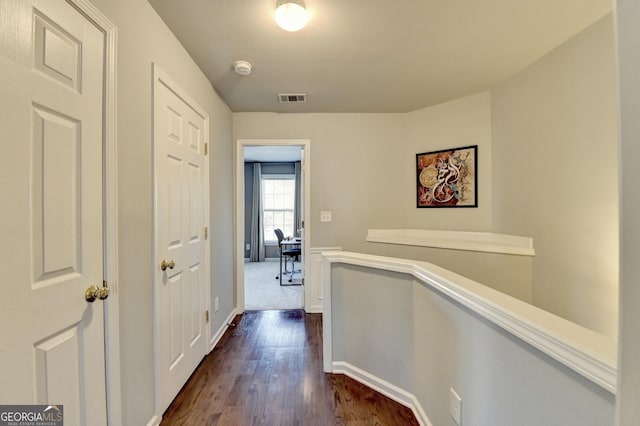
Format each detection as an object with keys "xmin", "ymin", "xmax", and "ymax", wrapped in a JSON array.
[{"xmin": 416, "ymin": 145, "xmax": 477, "ymax": 208}]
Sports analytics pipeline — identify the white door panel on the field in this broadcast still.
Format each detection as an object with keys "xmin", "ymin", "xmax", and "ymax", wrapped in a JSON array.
[
  {"xmin": 154, "ymin": 66, "xmax": 209, "ymax": 413},
  {"xmin": 0, "ymin": 0, "xmax": 107, "ymax": 424}
]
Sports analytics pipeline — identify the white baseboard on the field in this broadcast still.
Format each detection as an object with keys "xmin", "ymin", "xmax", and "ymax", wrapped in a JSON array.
[
  {"xmin": 332, "ymin": 361, "xmax": 433, "ymax": 426},
  {"xmin": 145, "ymin": 415, "xmax": 160, "ymax": 426},
  {"xmin": 305, "ymin": 304, "xmax": 323, "ymax": 313},
  {"xmin": 209, "ymin": 308, "xmax": 237, "ymax": 352}
]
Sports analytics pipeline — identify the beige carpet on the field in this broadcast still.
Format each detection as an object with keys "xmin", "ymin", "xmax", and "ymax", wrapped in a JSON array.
[{"xmin": 244, "ymin": 259, "xmax": 304, "ymax": 310}]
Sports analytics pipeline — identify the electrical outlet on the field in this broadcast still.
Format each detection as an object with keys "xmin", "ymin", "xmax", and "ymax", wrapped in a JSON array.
[
  {"xmin": 450, "ymin": 388, "xmax": 462, "ymax": 425},
  {"xmin": 214, "ymin": 297, "xmax": 219, "ymax": 312},
  {"xmin": 246, "ymin": 243, "xmax": 250, "ymax": 251}
]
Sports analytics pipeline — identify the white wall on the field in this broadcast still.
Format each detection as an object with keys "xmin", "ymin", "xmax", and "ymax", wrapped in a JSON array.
[
  {"xmin": 234, "ymin": 96, "xmax": 533, "ymax": 301},
  {"xmin": 234, "ymin": 93, "xmax": 493, "ymax": 246},
  {"xmin": 402, "ymin": 91, "xmax": 493, "ymax": 231},
  {"xmin": 233, "ymin": 113, "xmax": 405, "ymax": 251},
  {"xmin": 491, "ymin": 15, "xmax": 619, "ymax": 337},
  {"xmin": 615, "ymin": 0, "xmax": 640, "ymax": 423},
  {"xmin": 84, "ymin": 1, "xmax": 234, "ymax": 424},
  {"xmin": 398, "ymin": 93, "xmax": 534, "ymax": 300}
]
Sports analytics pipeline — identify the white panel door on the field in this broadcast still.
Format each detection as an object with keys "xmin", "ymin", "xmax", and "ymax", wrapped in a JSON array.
[
  {"xmin": 153, "ymin": 67, "xmax": 209, "ymax": 413},
  {"xmin": 0, "ymin": 0, "xmax": 107, "ymax": 425}
]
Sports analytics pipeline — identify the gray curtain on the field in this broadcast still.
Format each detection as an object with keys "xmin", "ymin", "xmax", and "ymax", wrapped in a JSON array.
[
  {"xmin": 249, "ymin": 163, "xmax": 265, "ymax": 261},
  {"xmin": 294, "ymin": 161, "xmax": 302, "ymax": 237}
]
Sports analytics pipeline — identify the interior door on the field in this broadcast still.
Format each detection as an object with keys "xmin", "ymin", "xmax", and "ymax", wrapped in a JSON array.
[
  {"xmin": 0, "ymin": 0, "xmax": 107, "ymax": 424},
  {"xmin": 153, "ymin": 66, "xmax": 209, "ymax": 413}
]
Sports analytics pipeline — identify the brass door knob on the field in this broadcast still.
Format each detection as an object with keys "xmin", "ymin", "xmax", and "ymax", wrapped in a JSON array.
[
  {"xmin": 98, "ymin": 284, "xmax": 110, "ymax": 300},
  {"xmin": 85, "ymin": 283, "xmax": 110, "ymax": 302},
  {"xmin": 160, "ymin": 259, "xmax": 176, "ymax": 271},
  {"xmin": 85, "ymin": 285, "xmax": 100, "ymax": 302}
]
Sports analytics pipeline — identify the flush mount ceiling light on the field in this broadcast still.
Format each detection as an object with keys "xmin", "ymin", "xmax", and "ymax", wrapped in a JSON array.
[{"xmin": 274, "ymin": 0, "xmax": 308, "ymax": 32}]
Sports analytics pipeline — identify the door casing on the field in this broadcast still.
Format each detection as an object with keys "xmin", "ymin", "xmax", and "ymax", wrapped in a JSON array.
[
  {"xmin": 69, "ymin": 2, "xmax": 122, "ymax": 424},
  {"xmin": 235, "ymin": 139, "xmax": 311, "ymax": 312}
]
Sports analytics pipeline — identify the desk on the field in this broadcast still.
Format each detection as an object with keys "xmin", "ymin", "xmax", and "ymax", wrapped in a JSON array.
[
  {"xmin": 278, "ymin": 238, "xmax": 302, "ymax": 286},
  {"xmin": 280, "ymin": 238, "xmax": 302, "ymax": 247}
]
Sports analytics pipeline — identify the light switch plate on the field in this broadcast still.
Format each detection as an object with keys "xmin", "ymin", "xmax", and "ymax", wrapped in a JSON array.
[{"xmin": 320, "ymin": 211, "xmax": 332, "ymax": 222}]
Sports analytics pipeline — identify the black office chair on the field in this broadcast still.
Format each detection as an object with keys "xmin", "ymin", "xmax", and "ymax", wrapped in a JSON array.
[{"xmin": 274, "ymin": 228, "xmax": 301, "ymax": 285}]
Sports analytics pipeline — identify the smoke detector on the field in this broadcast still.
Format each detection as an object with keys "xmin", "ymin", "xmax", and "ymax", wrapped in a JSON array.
[{"xmin": 233, "ymin": 60, "xmax": 252, "ymax": 76}]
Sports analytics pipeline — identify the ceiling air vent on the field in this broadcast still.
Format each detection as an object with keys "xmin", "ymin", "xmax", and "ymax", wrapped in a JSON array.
[{"xmin": 277, "ymin": 93, "xmax": 307, "ymax": 103}]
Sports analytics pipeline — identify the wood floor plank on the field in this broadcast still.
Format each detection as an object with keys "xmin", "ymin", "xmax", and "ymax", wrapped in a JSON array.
[{"xmin": 160, "ymin": 310, "xmax": 419, "ymax": 426}]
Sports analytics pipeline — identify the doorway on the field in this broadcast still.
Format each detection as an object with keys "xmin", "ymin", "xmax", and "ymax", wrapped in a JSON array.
[{"xmin": 235, "ymin": 139, "xmax": 311, "ymax": 312}]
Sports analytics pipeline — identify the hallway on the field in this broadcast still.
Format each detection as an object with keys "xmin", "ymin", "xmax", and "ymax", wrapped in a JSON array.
[{"xmin": 160, "ymin": 310, "xmax": 418, "ymax": 425}]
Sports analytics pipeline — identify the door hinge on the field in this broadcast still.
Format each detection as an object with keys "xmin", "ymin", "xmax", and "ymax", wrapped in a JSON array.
[
  {"xmin": 302, "ymin": 278, "xmax": 305, "ymax": 286},
  {"xmin": 205, "ymin": 310, "xmax": 210, "ymax": 322},
  {"xmin": 204, "ymin": 143, "xmax": 208, "ymax": 155},
  {"xmin": 301, "ymin": 220, "xmax": 305, "ymax": 229},
  {"xmin": 204, "ymin": 226, "xmax": 208, "ymax": 240}
]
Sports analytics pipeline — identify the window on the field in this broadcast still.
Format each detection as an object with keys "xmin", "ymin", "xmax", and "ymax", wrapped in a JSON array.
[{"xmin": 262, "ymin": 175, "xmax": 295, "ymax": 242}]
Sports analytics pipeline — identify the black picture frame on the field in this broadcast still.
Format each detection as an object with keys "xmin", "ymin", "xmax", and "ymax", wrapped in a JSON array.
[{"xmin": 416, "ymin": 145, "xmax": 478, "ymax": 208}]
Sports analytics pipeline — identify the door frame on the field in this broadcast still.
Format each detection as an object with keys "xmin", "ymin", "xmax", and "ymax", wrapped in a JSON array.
[
  {"xmin": 235, "ymin": 139, "xmax": 311, "ymax": 312},
  {"xmin": 66, "ymin": 0, "xmax": 122, "ymax": 425},
  {"xmin": 65, "ymin": 1, "xmax": 121, "ymax": 424}
]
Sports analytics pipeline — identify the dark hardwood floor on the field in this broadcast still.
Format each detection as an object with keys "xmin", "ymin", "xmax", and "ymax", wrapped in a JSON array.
[{"xmin": 160, "ymin": 310, "xmax": 419, "ymax": 426}]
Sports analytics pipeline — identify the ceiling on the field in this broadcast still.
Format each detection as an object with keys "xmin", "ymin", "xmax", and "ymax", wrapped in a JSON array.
[{"xmin": 148, "ymin": 0, "xmax": 612, "ymax": 113}]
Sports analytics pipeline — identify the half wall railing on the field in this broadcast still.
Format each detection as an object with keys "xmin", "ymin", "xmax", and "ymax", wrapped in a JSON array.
[{"xmin": 321, "ymin": 251, "xmax": 616, "ymax": 426}]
